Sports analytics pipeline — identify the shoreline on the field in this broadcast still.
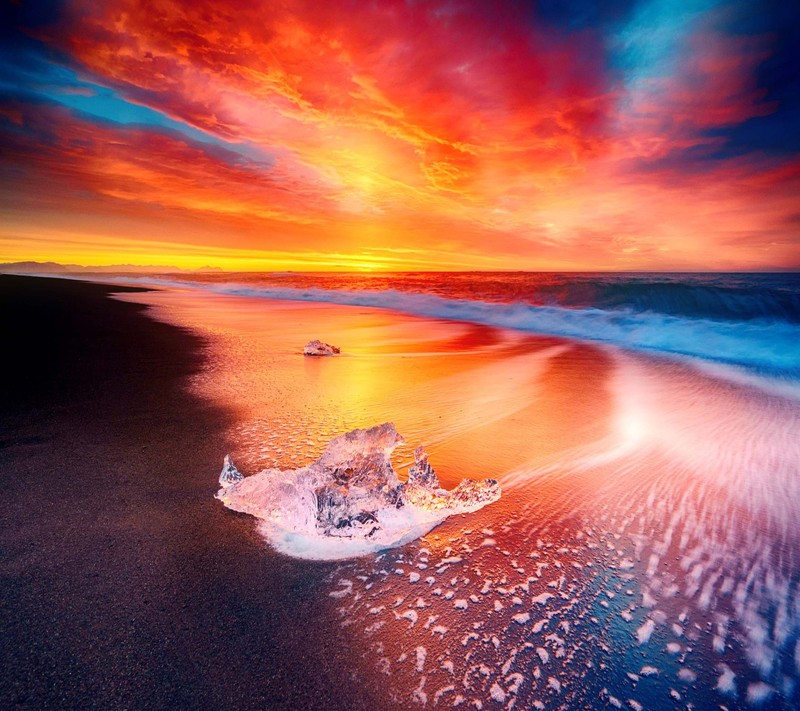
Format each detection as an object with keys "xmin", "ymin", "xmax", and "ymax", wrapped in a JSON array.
[{"xmin": 0, "ymin": 275, "xmax": 383, "ymax": 709}]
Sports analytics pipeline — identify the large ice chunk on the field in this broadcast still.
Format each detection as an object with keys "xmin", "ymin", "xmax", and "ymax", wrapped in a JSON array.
[
  {"xmin": 303, "ymin": 339, "xmax": 340, "ymax": 356},
  {"xmin": 216, "ymin": 423, "xmax": 500, "ymax": 560}
]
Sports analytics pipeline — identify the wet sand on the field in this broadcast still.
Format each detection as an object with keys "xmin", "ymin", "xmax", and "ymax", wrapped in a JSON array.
[
  {"xmin": 114, "ymin": 288, "xmax": 616, "ymax": 483},
  {"xmin": 0, "ymin": 275, "xmax": 383, "ymax": 710}
]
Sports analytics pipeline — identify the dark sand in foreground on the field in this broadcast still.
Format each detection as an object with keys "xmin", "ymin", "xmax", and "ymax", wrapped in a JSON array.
[{"xmin": 0, "ymin": 275, "xmax": 379, "ymax": 710}]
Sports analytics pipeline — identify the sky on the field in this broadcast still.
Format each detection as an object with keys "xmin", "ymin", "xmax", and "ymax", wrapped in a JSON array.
[{"xmin": 1, "ymin": 0, "xmax": 798, "ymax": 271}]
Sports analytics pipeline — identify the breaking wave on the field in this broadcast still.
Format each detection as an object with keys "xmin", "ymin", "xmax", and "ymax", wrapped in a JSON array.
[{"xmin": 105, "ymin": 276, "xmax": 800, "ymax": 377}]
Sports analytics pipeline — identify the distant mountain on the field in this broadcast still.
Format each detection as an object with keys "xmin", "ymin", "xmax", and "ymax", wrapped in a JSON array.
[{"xmin": 0, "ymin": 261, "xmax": 222, "ymax": 274}]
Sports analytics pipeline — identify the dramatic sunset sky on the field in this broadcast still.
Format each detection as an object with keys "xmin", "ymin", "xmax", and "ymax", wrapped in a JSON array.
[{"xmin": 1, "ymin": 0, "xmax": 798, "ymax": 271}]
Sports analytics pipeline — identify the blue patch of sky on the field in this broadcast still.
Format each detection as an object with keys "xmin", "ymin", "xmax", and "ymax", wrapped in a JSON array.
[
  {"xmin": 610, "ymin": 0, "xmax": 720, "ymax": 90},
  {"xmin": 1, "ymin": 33, "xmax": 276, "ymax": 168},
  {"xmin": 700, "ymin": 0, "xmax": 800, "ymax": 157}
]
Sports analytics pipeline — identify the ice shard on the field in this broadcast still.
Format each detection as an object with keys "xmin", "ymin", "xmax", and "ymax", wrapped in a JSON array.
[
  {"xmin": 215, "ymin": 423, "xmax": 500, "ymax": 560},
  {"xmin": 303, "ymin": 340, "xmax": 340, "ymax": 356},
  {"xmin": 219, "ymin": 454, "xmax": 243, "ymax": 487}
]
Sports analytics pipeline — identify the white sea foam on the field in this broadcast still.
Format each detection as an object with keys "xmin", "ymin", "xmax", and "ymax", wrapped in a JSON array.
[{"xmin": 99, "ymin": 275, "xmax": 800, "ymax": 377}]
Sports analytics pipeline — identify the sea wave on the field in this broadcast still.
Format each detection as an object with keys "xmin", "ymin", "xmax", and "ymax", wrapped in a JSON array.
[{"xmin": 102, "ymin": 276, "xmax": 800, "ymax": 376}]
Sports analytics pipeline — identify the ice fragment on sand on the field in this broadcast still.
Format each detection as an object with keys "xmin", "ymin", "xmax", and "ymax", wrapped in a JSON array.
[
  {"xmin": 216, "ymin": 423, "xmax": 501, "ymax": 560},
  {"xmin": 303, "ymin": 339, "xmax": 340, "ymax": 356},
  {"xmin": 219, "ymin": 454, "xmax": 243, "ymax": 487}
]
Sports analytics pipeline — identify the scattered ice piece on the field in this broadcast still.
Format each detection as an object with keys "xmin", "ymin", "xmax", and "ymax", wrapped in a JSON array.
[
  {"xmin": 547, "ymin": 677, "xmax": 561, "ymax": 693},
  {"xmin": 639, "ymin": 666, "xmax": 659, "ymax": 677},
  {"xmin": 303, "ymin": 339, "xmax": 340, "ymax": 356},
  {"xmin": 666, "ymin": 642, "xmax": 681, "ymax": 654},
  {"xmin": 512, "ymin": 612, "xmax": 530, "ymax": 625},
  {"xmin": 677, "ymin": 668, "xmax": 696, "ymax": 683},
  {"xmin": 219, "ymin": 455, "xmax": 243, "ymax": 487},
  {"xmin": 409, "ymin": 572, "xmax": 420, "ymax": 583},
  {"xmin": 454, "ymin": 599, "xmax": 468, "ymax": 610},
  {"xmin": 216, "ymin": 424, "xmax": 501, "ymax": 560},
  {"xmin": 627, "ymin": 700, "xmax": 642, "ymax": 711}
]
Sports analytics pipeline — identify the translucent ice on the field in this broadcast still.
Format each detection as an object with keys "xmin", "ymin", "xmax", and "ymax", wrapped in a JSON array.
[
  {"xmin": 219, "ymin": 454, "xmax": 243, "ymax": 487},
  {"xmin": 303, "ymin": 339, "xmax": 340, "ymax": 356},
  {"xmin": 216, "ymin": 423, "xmax": 501, "ymax": 560}
]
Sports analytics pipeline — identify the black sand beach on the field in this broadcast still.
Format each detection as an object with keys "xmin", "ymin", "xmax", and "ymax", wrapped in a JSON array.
[{"xmin": 0, "ymin": 276, "xmax": 379, "ymax": 710}]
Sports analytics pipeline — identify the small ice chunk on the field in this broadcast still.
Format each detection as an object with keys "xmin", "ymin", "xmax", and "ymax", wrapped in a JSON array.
[
  {"xmin": 219, "ymin": 455, "xmax": 243, "ymax": 488},
  {"xmin": 303, "ymin": 339, "xmax": 340, "ymax": 356},
  {"xmin": 639, "ymin": 666, "xmax": 658, "ymax": 677},
  {"xmin": 512, "ymin": 612, "xmax": 530, "ymax": 625}
]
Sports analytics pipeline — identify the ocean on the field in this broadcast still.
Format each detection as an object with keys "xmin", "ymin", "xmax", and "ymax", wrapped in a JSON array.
[
  {"xmin": 112, "ymin": 271, "xmax": 800, "ymax": 377},
  {"xmin": 104, "ymin": 271, "xmax": 799, "ymax": 709}
]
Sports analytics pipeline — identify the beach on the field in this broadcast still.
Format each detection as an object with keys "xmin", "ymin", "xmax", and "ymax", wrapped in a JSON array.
[
  {"xmin": 0, "ymin": 276, "xmax": 381, "ymax": 710},
  {"xmin": 2, "ymin": 274, "xmax": 799, "ymax": 710}
]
